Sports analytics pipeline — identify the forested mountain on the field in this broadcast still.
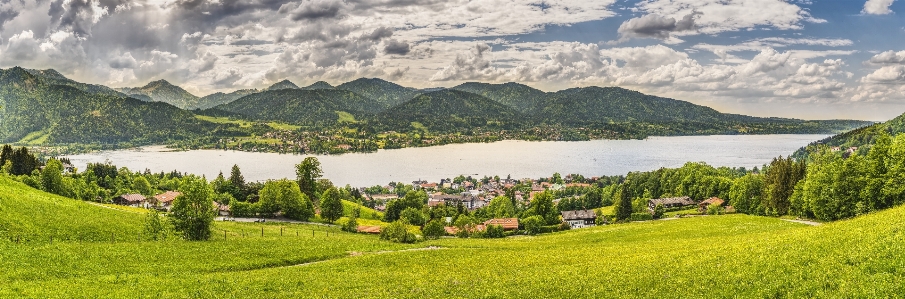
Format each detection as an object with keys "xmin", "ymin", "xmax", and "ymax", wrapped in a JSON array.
[
  {"xmin": 303, "ymin": 81, "xmax": 335, "ymax": 90},
  {"xmin": 24, "ymin": 69, "xmax": 126, "ymax": 97},
  {"xmin": 336, "ymin": 78, "xmax": 422, "ymax": 112},
  {"xmin": 0, "ymin": 67, "xmax": 226, "ymax": 145},
  {"xmin": 452, "ymin": 82, "xmax": 549, "ymax": 114},
  {"xmin": 374, "ymin": 89, "xmax": 526, "ymax": 132},
  {"xmin": 795, "ymin": 111, "xmax": 905, "ymax": 158},
  {"xmin": 540, "ymin": 87, "xmax": 726, "ymax": 125},
  {"xmin": 211, "ymin": 89, "xmax": 377, "ymax": 126},
  {"xmin": 117, "ymin": 80, "xmax": 204, "ymax": 110},
  {"xmin": 265, "ymin": 80, "xmax": 299, "ymax": 91},
  {"xmin": 197, "ymin": 89, "xmax": 259, "ymax": 110}
]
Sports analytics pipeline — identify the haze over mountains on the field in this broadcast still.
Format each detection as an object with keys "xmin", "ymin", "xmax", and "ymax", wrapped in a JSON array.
[{"xmin": 0, "ymin": 66, "xmax": 877, "ymax": 147}]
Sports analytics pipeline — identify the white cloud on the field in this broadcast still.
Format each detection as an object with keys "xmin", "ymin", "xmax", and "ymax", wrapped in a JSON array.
[
  {"xmin": 636, "ymin": 0, "xmax": 823, "ymax": 34},
  {"xmin": 868, "ymin": 50, "xmax": 905, "ymax": 65},
  {"xmin": 863, "ymin": 0, "xmax": 896, "ymax": 15}
]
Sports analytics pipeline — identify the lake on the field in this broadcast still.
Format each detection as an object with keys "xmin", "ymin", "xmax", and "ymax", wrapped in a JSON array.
[{"xmin": 66, "ymin": 134, "xmax": 825, "ymax": 187}]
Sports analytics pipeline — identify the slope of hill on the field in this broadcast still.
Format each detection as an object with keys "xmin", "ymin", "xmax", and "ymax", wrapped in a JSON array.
[
  {"xmin": 24, "ymin": 69, "xmax": 126, "ymax": 98},
  {"xmin": 0, "ymin": 176, "xmax": 142, "ymax": 241},
  {"xmin": 336, "ymin": 78, "xmax": 422, "ymax": 112},
  {"xmin": 197, "ymin": 89, "xmax": 259, "ymax": 109},
  {"xmin": 212, "ymin": 89, "xmax": 378, "ymax": 126},
  {"xmin": 541, "ymin": 87, "xmax": 727, "ymax": 124},
  {"xmin": 794, "ymin": 112, "xmax": 905, "ymax": 158},
  {"xmin": 266, "ymin": 80, "xmax": 299, "ymax": 91},
  {"xmin": 375, "ymin": 89, "xmax": 526, "ymax": 132},
  {"xmin": 0, "ymin": 67, "xmax": 227, "ymax": 144},
  {"xmin": 118, "ymin": 80, "xmax": 203, "ymax": 110},
  {"xmin": 452, "ymin": 82, "xmax": 548, "ymax": 114}
]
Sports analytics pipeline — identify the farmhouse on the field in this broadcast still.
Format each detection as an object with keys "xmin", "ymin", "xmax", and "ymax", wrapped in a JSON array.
[
  {"xmin": 648, "ymin": 196, "xmax": 695, "ymax": 211},
  {"xmin": 114, "ymin": 194, "xmax": 147, "ymax": 208},
  {"xmin": 698, "ymin": 197, "xmax": 725, "ymax": 213},
  {"xmin": 152, "ymin": 191, "xmax": 182, "ymax": 211},
  {"xmin": 561, "ymin": 210, "xmax": 597, "ymax": 229}
]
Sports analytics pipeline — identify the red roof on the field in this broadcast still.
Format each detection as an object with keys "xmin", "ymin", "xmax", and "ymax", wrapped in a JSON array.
[
  {"xmin": 357, "ymin": 225, "xmax": 382, "ymax": 234},
  {"xmin": 483, "ymin": 218, "xmax": 519, "ymax": 230},
  {"xmin": 154, "ymin": 191, "xmax": 182, "ymax": 204},
  {"xmin": 118, "ymin": 194, "xmax": 146, "ymax": 203}
]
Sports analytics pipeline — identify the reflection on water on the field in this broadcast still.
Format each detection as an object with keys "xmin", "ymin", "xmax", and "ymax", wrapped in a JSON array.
[{"xmin": 66, "ymin": 135, "xmax": 826, "ymax": 187}]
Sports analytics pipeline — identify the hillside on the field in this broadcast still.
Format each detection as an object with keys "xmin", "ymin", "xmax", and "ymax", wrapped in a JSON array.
[
  {"xmin": 374, "ymin": 89, "xmax": 526, "ymax": 132},
  {"xmin": 266, "ymin": 80, "xmax": 299, "ymax": 91},
  {"xmin": 452, "ymin": 82, "xmax": 548, "ymax": 114},
  {"xmin": 24, "ymin": 69, "xmax": 126, "ymax": 98},
  {"xmin": 212, "ymin": 89, "xmax": 379, "ymax": 126},
  {"xmin": 336, "ymin": 78, "xmax": 422, "ymax": 112},
  {"xmin": 541, "ymin": 87, "xmax": 727, "ymax": 124},
  {"xmin": 118, "ymin": 80, "xmax": 204, "ymax": 110},
  {"xmin": 795, "ymin": 111, "xmax": 905, "ymax": 158},
  {"xmin": 0, "ymin": 67, "xmax": 227, "ymax": 144},
  {"xmin": 197, "ymin": 89, "xmax": 259, "ymax": 109},
  {"xmin": 0, "ymin": 176, "xmax": 142, "ymax": 241}
]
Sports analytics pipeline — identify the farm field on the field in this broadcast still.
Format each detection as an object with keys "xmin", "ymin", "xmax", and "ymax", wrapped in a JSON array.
[{"xmin": 2, "ymin": 177, "xmax": 905, "ymax": 298}]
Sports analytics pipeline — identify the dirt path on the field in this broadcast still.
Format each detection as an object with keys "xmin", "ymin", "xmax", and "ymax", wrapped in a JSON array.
[
  {"xmin": 781, "ymin": 219, "xmax": 822, "ymax": 226},
  {"xmin": 279, "ymin": 246, "xmax": 444, "ymax": 269}
]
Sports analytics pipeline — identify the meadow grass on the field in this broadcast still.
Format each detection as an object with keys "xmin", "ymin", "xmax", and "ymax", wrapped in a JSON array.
[{"xmin": 2, "ymin": 176, "xmax": 905, "ymax": 298}]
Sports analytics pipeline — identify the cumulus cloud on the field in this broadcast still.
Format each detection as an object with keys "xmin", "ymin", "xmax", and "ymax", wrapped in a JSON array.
[
  {"xmin": 617, "ymin": 12, "xmax": 700, "ymax": 40},
  {"xmin": 868, "ymin": 50, "xmax": 905, "ymax": 65},
  {"xmin": 636, "ymin": 0, "xmax": 822, "ymax": 34},
  {"xmin": 383, "ymin": 39, "xmax": 411, "ymax": 55},
  {"xmin": 49, "ymin": 0, "xmax": 109, "ymax": 36},
  {"xmin": 278, "ymin": 0, "xmax": 347, "ymax": 21},
  {"xmin": 109, "ymin": 52, "xmax": 138, "ymax": 69},
  {"xmin": 863, "ymin": 0, "xmax": 896, "ymax": 15}
]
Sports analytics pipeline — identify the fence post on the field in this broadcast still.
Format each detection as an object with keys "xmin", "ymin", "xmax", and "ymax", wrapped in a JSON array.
[
  {"xmin": 280, "ymin": 227, "xmax": 283, "ymax": 236},
  {"xmin": 111, "ymin": 232, "xmax": 114, "ymax": 243},
  {"xmin": 261, "ymin": 227, "xmax": 264, "ymax": 237},
  {"xmin": 224, "ymin": 230, "xmax": 227, "ymax": 240}
]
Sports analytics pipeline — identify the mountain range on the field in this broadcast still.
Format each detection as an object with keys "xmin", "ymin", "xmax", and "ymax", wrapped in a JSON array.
[{"xmin": 0, "ymin": 67, "xmax": 878, "ymax": 148}]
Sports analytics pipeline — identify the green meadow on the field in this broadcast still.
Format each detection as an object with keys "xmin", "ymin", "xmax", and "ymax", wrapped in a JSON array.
[{"xmin": 2, "ymin": 176, "xmax": 904, "ymax": 298}]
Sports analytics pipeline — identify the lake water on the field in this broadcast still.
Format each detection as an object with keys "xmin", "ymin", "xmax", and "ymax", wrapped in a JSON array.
[{"xmin": 66, "ymin": 135, "xmax": 825, "ymax": 187}]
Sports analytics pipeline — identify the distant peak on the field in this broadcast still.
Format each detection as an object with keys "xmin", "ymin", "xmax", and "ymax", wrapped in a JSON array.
[
  {"xmin": 266, "ymin": 79, "xmax": 299, "ymax": 91},
  {"xmin": 303, "ymin": 81, "xmax": 334, "ymax": 90}
]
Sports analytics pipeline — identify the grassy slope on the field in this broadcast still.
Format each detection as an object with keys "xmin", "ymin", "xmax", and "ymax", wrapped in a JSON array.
[
  {"xmin": 0, "ymin": 176, "xmax": 142, "ymax": 241},
  {"xmin": 2, "ymin": 177, "xmax": 904, "ymax": 297}
]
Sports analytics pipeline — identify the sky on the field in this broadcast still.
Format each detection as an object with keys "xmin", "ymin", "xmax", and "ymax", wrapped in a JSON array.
[{"xmin": 1, "ymin": 0, "xmax": 904, "ymax": 121}]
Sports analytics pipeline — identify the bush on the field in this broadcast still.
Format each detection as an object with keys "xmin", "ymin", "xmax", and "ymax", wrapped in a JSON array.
[
  {"xmin": 653, "ymin": 203, "xmax": 665, "ymax": 219},
  {"xmin": 707, "ymin": 203, "xmax": 723, "ymax": 215},
  {"xmin": 341, "ymin": 217, "xmax": 358, "ymax": 233},
  {"xmin": 423, "ymin": 219, "xmax": 446, "ymax": 239},
  {"xmin": 483, "ymin": 224, "xmax": 505, "ymax": 238},
  {"xmin": 558, "ymin": 221, "xmax": 571, "ymax": 231},
  {"xmin": 400, "ymin": 207, "xmax": 426, "ymax": 226},
  {"xmin": 380, "ymin": 220, "xmax": 417, "ymax": 243},
  {"xmin": 230, "ymin": 201, "xmax": 260, "ymax": 217},
  {"xmin": 523, "ymin": 215, "xmax": 544, "ymax": 235},
  {"xmin": 630, "ymin": 213, "xmax": 654, "ymax": 222}
]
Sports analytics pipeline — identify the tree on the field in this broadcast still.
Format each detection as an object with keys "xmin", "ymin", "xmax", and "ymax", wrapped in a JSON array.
[
  {"xmin": 169, "ymin": 176, "xmax": 216, "ymax": 241},
  {"xmin": 483, "ymin": 224, "xmax": 505, "ymax": 238},
  {"xmin": 384, "ymin": 190, "xmax": 427, "ymax": 222},
  {"xmin": 228, "ymin": 164, "xmax": 246, "ymax": 200},
  {"xmin": 763, "ymin": 156, "xmax": 806, "ymax": 216},
  {"xmin": 615, "ymin": 184, "xmax": 634, "ymax": 222},
  {"xmin": 341, "ymin": 216, "xmax": 358, "ymax": 233},
  {"xmin": 0, "ymin": 144, "xmax": 12, "ymax": 169},
  {"xmin": 296, "ymin": 157, "xmax": 323, "ymax": 203},
  {"xmin": 522, "ymin": 215, "xmax": 544, "ymax": 235},
  {"xmin": 423, "ymin": 219, "xmax": 446, "ymax": 239},
  {"xmin": 400, "ymin": 207, "xmax": 426, "ymax": 226},
  {"xmin": 652, "ymin": 203, "xmax": 665, "ymax": 219},
  {"xmin": 525, "ymin": 191, "xmax": 558, "ymax": 225},
  {"xmin": 10, "ymin": 147, "xmax": 38, "ymax": 176},
  {"xmin": 320, "ymin": 187, "xmax": 344, "ymax": 223},
  {"xmin": 132, "ymin": 176, "xmax": 153, "ymax": 196},
  {"xmin": 144, "ymin": 209, "xmax": 170, "ymax": 241},
  {"xmin": 258, "ymin": 180, "xmax": 314, "ymax": 221},
  {"xmin": 486, "ymin": 195, "xmax": 515, "ymax": 218},
  {"xmin": 41, "ymin": 159, "xmax": 64, "ymax": 194},
  {"xmin": 729, "ymin": 174, "xmax": 765, "ymax": 215}
]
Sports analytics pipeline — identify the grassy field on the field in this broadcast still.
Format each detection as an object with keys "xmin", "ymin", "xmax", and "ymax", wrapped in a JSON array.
[
  {"xmin": 195, "ymin": 115, "xmax": 301, "ymax": 131},
  {"xmin": 2, "ymin": 176, "xmax": 904, "ymax": 297}
]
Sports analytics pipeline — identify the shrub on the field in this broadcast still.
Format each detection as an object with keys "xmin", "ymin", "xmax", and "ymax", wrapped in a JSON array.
[
  {"xmin": 484, "ymin": 224, "xmax": 505, "ymax": 238},
  {"xmin": 400, "ymin": 207, "xmax": 426, "ymax": 226},
  {"xmin": 558, "ymin": 221, "xmax": 571, "ymax": 231},
  {"xmin": 707, "ymin": 203, "xmax": 723, "ymax": 215},
  {"xmin": 341, "ymin": 217, "xmax": 358, "ymax": 233},
  {"xmin": 630, "ymin": 213, "xmax": 654, "ymax": 222},
  {"xmin": 423, "ymin": 219, "xmax": 446, "ymax": 239},
  {"xmin": 523, "ymin": 215, "xmax": 544, "ymax": 235},
  {"xmin": 380, "ymin": 220, "xmax": 417, "ymax": 243},
  {"xmin": 653, "ymin": 203, "xmax": 665, "ymax": 219}
]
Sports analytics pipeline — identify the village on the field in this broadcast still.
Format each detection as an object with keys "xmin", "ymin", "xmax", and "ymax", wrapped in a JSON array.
[{"xmin": 108, "ymin": 171, "xmax": 732, "ymax": 238}]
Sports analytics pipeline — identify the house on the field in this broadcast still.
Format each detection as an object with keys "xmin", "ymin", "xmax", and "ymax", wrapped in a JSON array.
[
  {"xmin": 698, "ymin": 197, "xmax": 725, "ymax": 213},
  {"xmin": 217, "ymin": 203, "xmax": 231, "ymax": 216},
  {"xmin": 114, "ymin": 194, "xmax": 147, "ymax": 208},
  {"xmin": 421, "ymin": 183, "xmax": 438, "ymax": 190},
  {"xmin": 561, "ymin": 210, "xmax": 597, "ymax": 229},
  {"xmin": 483, "ymin": 218, "xmax": 519, "ymax": 231},
  {"xmin": 152, "ymin": 191, "xmax": 182, "ymax": 210},
  {"xmin": 648, "ymin": 196, "xmax": 695, "ymax": 211}
]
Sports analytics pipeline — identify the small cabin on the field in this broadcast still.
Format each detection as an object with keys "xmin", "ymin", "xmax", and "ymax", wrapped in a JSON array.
[
  {"xmin": 648, "ymin": 196, "xmax": 695, "ymax": 211},
  {"xmin": 698, "ymin": 197, "xmax": 725, "ymax": 213},
  {"xmin": 561, "ymin": 210, "xmax": 597, "ymax": 229}
]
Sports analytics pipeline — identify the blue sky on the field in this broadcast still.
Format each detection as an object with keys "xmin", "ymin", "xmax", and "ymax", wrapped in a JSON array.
[{"xmin": 1, "ymin": 0, "xmax": 904, "ymax": 120}]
